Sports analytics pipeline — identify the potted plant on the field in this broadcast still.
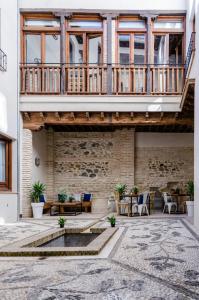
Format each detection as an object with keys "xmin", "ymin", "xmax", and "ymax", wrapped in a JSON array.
[
  {"xmin": 30, "ymin": 181, "xmax": 46, "ymax": 218},
  {"xmin": 58, "ymin": 217, "xmax": 66, "ymax": 228},
  {"xmin": 107, "ymin": 215, "xmax": 116, "ymax": 227},
  {"xmin": 186, "ymin": 180, "xmax": 194, "ymax": 217},
  {"xmin": 68, "ymin": 195, "xmax": 75, "ymax": 203},
  {"xmin": 58, "ymin": 189, "xmax": 67, "ymax": 203},
  {"xmin": 131, "ymin": 186, "xmax": 139, "ymax": 195},
  {"xmin": 115, "ymin": 184, "xmax": 127, "ymax": 200}
]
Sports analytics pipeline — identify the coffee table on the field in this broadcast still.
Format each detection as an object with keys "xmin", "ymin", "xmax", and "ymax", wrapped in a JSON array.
[{"xmin": 50, "ymin": 201, "xmax": 82, "ymax": 216}]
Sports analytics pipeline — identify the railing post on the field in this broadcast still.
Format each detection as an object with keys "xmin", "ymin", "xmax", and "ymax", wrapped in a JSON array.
[
  {"xmin": 140, "ymin": 14, "xmax": 158, "ymax": 95},
  {"xmin": 54, "ymin": 12, "xmax": 72, "ymax": 94},
  {"xmin": 101, "ymin": 13, "xmax": 118, "ymax": 95}
]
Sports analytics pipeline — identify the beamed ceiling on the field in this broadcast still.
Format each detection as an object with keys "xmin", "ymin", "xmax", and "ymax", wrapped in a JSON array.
[{"xmin": 22, "ymin": 83, "xmax": 194, "ymax": 133}]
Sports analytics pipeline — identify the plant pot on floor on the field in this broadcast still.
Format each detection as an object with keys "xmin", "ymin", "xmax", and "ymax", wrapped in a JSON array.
[
  {"xmin": 31, "ymin": 202, "xmax": 44, "ymax": 219},
  {"xmin": 186, "ymin": 201, "xmax": 194, "ymax": 217}
]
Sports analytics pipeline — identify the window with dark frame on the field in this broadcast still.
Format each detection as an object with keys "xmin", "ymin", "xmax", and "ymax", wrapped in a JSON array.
[{"xmin": 0, "ymin": 138, "xmax": 12, "ymax": 191}]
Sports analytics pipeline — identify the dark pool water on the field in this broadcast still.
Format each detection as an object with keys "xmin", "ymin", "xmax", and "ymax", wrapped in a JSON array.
[{"xmin": 39, "ymin": 233, "xmax": 100, "ymax": 247}]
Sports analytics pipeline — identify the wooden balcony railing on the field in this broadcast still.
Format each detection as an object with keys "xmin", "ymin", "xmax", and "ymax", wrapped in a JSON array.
[{"xmin": 20, "ymin": 64, "xmax": 184, "ymax": 96}]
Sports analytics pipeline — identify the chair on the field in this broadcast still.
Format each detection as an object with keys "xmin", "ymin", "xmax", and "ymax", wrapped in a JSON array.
[
  {"xmin": 81, "ymin": 193, "xmax": 92, "ymax": 212},
  {"xmin": 162, "ymin": 192, "xmax": 177, "ymax": 214},
  {"xmin": 133, "ymin": 192, "xmax": 149, "ymax": 216}
]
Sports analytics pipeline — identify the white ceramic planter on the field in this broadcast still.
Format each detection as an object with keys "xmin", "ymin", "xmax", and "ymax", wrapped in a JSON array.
[
  {"xmin": 186, "ymin": 201, "xmax": 194, "ymax": 217},
  {"xmin": 31, "ymin": 202, "xmax": 44, "ymax": 219}
]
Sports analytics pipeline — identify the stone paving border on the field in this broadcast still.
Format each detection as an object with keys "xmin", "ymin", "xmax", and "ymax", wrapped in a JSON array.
[{"xmin": 0, "ymin": 227, "xmax": 118, "ymax": 257}]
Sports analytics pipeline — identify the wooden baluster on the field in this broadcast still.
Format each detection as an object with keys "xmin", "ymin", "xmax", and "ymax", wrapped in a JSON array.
[
  {"xmin": 157, "ymin": 68, "xmax": 160, "ymax": 94},
  {"xmin": 72, "ymin": 67, "xmax": 76, "ymax": 93},
  {"xmin": 162, "ymin": 67, "xmax": 164, "ymax": 94},
  {"xmin": 181, "ymin": 67, "xmax": 184, "ymax": 93},
  {"xmin": 176, "ymin": 67, "xmax": 179, "ymax": 94},
  {"xmin": 167, "ymin": 66, "xmax": 169, "ymax": 93},
  {"xmin": 172, "ymin": 67, "xmax": 175, "ymax": 93},
  {"xmin": 143, "ymin": 67, "xmax": 146, "ymax": 93},
  {"xmin": 133, "ymin": 68, "xmax": 135, "ymax": 93}
]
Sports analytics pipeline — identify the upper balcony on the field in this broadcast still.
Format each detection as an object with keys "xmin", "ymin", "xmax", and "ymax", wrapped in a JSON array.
[
  {"xmin": 20, "ymin": 63, "xmax": 184, "ymax": 96},
  {"xmin": 0, "ymin": 49, "xmax": 7, "ymax": 71},
  {"xmin": 20, "ymin": 13, "xmax": 186, "ymax": 98}
]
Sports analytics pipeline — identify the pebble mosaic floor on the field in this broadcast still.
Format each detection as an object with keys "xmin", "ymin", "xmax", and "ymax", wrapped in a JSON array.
[{"xmin": 0, "ymin": 217, "xmax": 198, "ymax": 300}]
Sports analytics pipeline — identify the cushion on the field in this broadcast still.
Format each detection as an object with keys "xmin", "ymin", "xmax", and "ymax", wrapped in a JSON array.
[
  {"xmin": 74, "ymin": 193, "xmax": 81, "ymax": 202},
  {"xmin": 138, "ymin": 194, "xmax": 143, "ymax": 205},
  {"xmin": 83, "ymin": 193, "xmax": 92, "ymax": 201},
  {"xmin": 39, "ymin": 194, "xmax": 45, "ymax": 203}
]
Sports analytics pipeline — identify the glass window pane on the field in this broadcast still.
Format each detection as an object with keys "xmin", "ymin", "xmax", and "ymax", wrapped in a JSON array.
[
  {"xmin": 134, "ymin": 35, "xmax": 145, "ymax": 64},
  {"xmin": 69, "ymin": 20, "xmax": 102, "ymax": 28},
  {"xmin": 154, "ymin": 35, "xmax": 166, "ymax": 64},
  {"xmin": 119, "ymin": 20, "xmax": 145, "ymax": 29},
  {"xmin": 119, "ymin": 35, "xmax": 130, "ymax": 64},
  {"xmin": 169, "ymin": 34, "xmax": 183, "ymax": 64},
  {"xmin": 45, "ymin": 34, "xmax": 60, "ymax": 63},
  {"xmin": 154, "ymin": 20, "xmax": 183, "ymax": 29},
  {"xmin": 25, "ymin": 19, "xmax": 60, "ymax": 27},
  {"xmin": 69, "ymin": 35, "xmax": 84, "ymax": 64},
  {"xmin": 26, "ymin": 35, "xmax": 41, "ymax": 64},
  {"xmin": 88, "ymin": 35, "xmax": 102, "ymax": 64},
  {"xmin": 0, "ymin": 141, "xmax": 6, "ymax": 182}
]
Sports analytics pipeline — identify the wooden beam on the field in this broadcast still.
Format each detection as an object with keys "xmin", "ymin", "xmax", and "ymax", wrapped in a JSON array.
[
  {"xmin": 22, "ymin": 111, "xmax": 194, "ymax": 130},
  {"xmin": 86, "ymin": 112, "xmax": 90, "ymax": 120},
  {"xmin": 55, "ymin": 112, "xmax": 61, "ymax": 121},
  {"xmin": 24, "ymin": 112, "xmax": 31, "ymax": 121},
  {"xmin": 100, "ymin": 112, "xmax": 105, "ymax": 120}
]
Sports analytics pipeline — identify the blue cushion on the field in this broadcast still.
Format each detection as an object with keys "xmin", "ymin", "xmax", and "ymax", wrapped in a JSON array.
[
  {"xmin": 83, "ymin": 193, "xmax": 92, "ymax": 201},
  {"xmin": 39, "ymin": 195, "xmax": 45, "ymax": 203},
  {"xmin": 138, "ymin": 194, "xmax": 143, "ymax": 205}
]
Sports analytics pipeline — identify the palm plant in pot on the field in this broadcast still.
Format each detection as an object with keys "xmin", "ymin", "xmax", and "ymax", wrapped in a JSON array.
[
  {"xmin": 30, "ymin": 181, "xmax": 46, "ymax": 218},
  {"xmin": 115, "ymin": 183, "xmax": 127, "ymax": 200},
  {"xmin": 107, "ymin": 215, "xmax": 116, "ymax": 227},
  {"xmin": 186, "ymin": 180, "xmax": 194, "ymax": 217}
]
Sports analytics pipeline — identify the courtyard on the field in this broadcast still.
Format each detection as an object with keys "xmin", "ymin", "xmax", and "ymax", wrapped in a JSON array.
[{"xmin": 0, "ymin": 215, "xmax": 198, "ymax": 300}]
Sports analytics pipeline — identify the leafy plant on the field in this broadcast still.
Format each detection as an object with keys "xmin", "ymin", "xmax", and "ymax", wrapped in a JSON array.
[
  {"xmin": 115, "ymin": 184, "xmax": 127, "ymax": 196},
  {"xmin": 107, "ymin": 215, "xmax": 116, "ymax": 227},
  {"xmin": 58, "ymin": 217, "xmax": 66, "ymax": 228},
  {"xmin": 175, "ymin": 187, "xmax": 180, "ymax": 194},
  {"xmin": 186, "ymin": 181, "xmax": 194, "ymax": 201},
  {"xmin": 131, "ymin": 186, "xmax": 139, "ymax": 195},
  {"xmin": 58, "ymin": 189, "xmax": 67, "ymax": 203},
  {"xmin": 30, "ymin": 181, "xmax": 46, "ymax": 203},
  {"xmin": 68, "ymin": 195, "xmax": 75, "ymax": 203}
]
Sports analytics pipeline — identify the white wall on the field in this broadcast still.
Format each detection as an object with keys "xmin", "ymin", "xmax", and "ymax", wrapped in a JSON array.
[
  {"xmin": 32, "ymin": 130, "xmax": 47, "ymax": 185},
  {"xmin": 19, "ymin": 0, "xmax": 186, "ymax": 10},
  {"xmin": 0, "ymin": 0, "xmax": 19, "ymax": 223}
]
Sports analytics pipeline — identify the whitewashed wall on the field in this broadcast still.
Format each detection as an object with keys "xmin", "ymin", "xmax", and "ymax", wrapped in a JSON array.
[
  {"xmin": 19, "ymin": 0, "xmax": 186, "ymax": 10},
  {"xmin": 0, "ymin": 0, "xmax": 19, "ymax": 223}
]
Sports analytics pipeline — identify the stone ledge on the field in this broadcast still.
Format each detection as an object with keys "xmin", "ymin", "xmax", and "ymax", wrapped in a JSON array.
[{"xmin": 0, "ymin": 227, "xmax": 118, "ymax": 256}]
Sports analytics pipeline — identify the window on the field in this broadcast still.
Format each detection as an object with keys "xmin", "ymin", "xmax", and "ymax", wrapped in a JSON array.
[
  {"xmin": 154, "ymin": 34, "xmax": 183, "ymax": 64},
  {"xmin": 118, "ymin": 34, "xmax": 146, "ymax": 64},
  {"xmin": 69, "ymin": 20, "xmax": 102, "ymax": 28},
  {"xmin": 0, "ymin": 139, "xmax": 12, "ymax": 190},
  {"xmin": 24, "ymin": 19, "xmax": 60, "ymax": 27},
  {"xmin": 68, "ymin": 34, "xmax": 102, "ymax": 64},
  {"xmin": 154, "ymin": 20, "xmax": 183, "ymax": 29},
  {"xmin": 119, "ymin": 20, "xmax": 145, "ymax": 29},
  {"xmin": 25, "ymin": 34, "xmax": 60, "ymax": 64}
]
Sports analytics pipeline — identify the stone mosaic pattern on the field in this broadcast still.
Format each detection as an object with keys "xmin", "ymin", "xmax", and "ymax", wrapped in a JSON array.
[{"xmin": 0, "ymin": 218, "xmax": 198, "ymax": 299}]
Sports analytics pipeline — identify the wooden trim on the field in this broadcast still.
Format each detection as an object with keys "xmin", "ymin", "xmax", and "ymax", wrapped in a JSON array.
[{"xmin": 0, "ymin": 139, "xmax": 12, "ymax": 191}]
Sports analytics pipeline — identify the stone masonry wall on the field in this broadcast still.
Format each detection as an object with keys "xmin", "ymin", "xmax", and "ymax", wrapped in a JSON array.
[
  {"xmin": 47, "ymin": 128, "xmax": 135, "ymax": 213},
  {"xmin": 135, "ymin": 147, "xmax": 194, "ymax": 191}
]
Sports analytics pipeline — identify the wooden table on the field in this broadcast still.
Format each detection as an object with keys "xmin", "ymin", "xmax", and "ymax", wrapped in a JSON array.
[{"xmin": 50, "ymin": 201, "xmax": 82, "ymax": 216}]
